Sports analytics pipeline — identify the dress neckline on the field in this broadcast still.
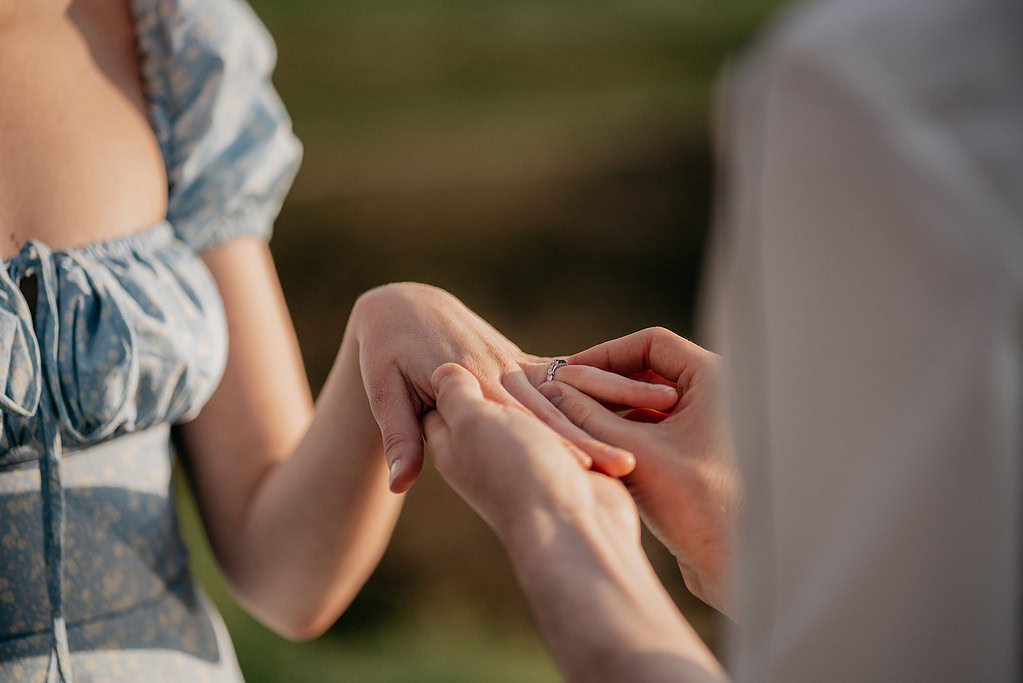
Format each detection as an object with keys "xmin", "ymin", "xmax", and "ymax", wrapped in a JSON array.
[{"xmin": 2, "ymin": 219, "xmax": 174, "ymax": 266}]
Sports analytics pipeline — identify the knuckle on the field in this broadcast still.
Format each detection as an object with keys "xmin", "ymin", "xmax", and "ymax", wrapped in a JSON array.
[
  {"xmin": 576, "ymin": 408, "xmax": 599, "ymax": 435},
  {"xmin": 499, "ymin": 369, "xmax": 526, "ymax": 394},
  {"xmin": 648, "ymin": 326, "xmax": 677, "ymax": 345},
  {"xmin": 382, "ymin": 429, "xmax": 419, "ymax": 455},
  {"xmin": 531, "ymin": 400, "xmax": 562, "ymax": 426},
  {"xmin": 559, "ymin": 396, "xmax": 594, "ymax": 430},
  {"xmin": 354, "ymin": 283, "xmax": 395, "ymax": 313},
  {"xmin": 459, "ymin": 356, "xmax": 489, "ymax": 381}
]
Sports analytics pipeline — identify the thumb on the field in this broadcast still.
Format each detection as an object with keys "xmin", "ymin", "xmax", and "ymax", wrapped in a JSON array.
[
  {"xmin": 431, "ymin": 363, "xmax": 487, "ymax": 427},
  {"xmin": 538, "ymin": 380, "xmax": 645, "ymax": 451},
  {"xmin": 422, "ymin": 410, "xmax": 454, "ymax": 472},
  {"xmin": 367, "ymin": 370, "xmax": 425, "ymax": 493}
]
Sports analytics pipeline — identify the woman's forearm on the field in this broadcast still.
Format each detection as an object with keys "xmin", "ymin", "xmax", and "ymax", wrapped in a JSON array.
[
  {"xmin": 182, "ymin": 242, "xmax": 402, "ymax": 640},
  {"xmin": 186, "ymin": 249, "xmax": 672, "ymax": 640},
  {"xmin": 222, "ymin": 320, "xmax": 403, "ymax": 640}
]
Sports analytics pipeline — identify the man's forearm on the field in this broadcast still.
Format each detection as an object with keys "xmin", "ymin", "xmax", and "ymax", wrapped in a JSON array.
[{"xmin": 502, "ymin": 506, "xmax": 728, "ymax": 683}]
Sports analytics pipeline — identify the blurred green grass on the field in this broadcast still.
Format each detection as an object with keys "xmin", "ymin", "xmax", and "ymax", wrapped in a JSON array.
[{"xmin": 175, "ymin": 0, "xmax": 783, "ymax": 680}]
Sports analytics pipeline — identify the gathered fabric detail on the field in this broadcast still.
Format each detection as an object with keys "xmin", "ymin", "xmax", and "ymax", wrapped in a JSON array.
[
  {"xmin": 131, "ymin": 0, "xmax": 302, "ymax": 255},
  {"xmin": 0, "ymin": 1, "xmax": 301, "ymax": 679},
  {"xmin": 0, "ymin": 226, "xmax": 229, "ymax": 682}
]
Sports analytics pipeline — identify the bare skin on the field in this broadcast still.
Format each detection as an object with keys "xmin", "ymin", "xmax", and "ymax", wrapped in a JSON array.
[
  {"xmin": 1, "ymin": 1, "xmax": 673, "ymax": 639},
  {"xmin": 0, "ymin": 0, "xmax": 167, "ymax": 256},
  {"xmin": 424, "ymin": 363, "xmax": 728, "ymax": 683},
  {"xmin": 550, "ymin": 328, "xmax": 741, "ymax": 615}
]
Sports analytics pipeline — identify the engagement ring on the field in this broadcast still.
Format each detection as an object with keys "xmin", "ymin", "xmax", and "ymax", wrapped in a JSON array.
[{"xmin": 546, "ymin": 359, "xmax": 567, "ymax": 382}]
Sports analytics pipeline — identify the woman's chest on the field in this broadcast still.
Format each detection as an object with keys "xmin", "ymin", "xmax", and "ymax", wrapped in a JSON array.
[{"xmin": 0, "ymin": 0, "xmax": 167, "ymax": 257}]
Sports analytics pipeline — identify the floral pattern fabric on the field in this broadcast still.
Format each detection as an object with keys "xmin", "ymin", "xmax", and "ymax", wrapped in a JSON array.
[{"xmin": 0, "ymin": 0, "xmax": 301, "ymax": 680}]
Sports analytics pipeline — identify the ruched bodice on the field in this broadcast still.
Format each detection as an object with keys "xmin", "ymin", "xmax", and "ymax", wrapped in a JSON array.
[
  {"xmin": 1, "ymin": 221, "xmax": 228, "ymax": 455},
  {"xmin": 0, "ymin": 0, "xmax": 302, "ymax": 678},
  {"xmin": 0, "ymin": 223, "xmax": 229, "ymax": 681},
  {"xmin": 0, "ymin": 0, "xmax": 302, "ymax": 674}
]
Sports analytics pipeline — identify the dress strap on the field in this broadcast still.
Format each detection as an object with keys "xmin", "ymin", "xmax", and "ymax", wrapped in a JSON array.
[{"xmin": 3, "ymin": 241, "xmax": 75, "ymax": 683}]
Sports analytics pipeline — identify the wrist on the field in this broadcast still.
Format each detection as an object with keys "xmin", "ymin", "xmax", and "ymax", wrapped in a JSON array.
[
  {"xmin": 497, "ymin": 492, "xmax": 725, "ymax": 681},
  {"xmin": 498, "ymin": 499, "xmax": 588, "ymax": 561},
  {"xmin": 498, "ymin": 491, "xmax": 646, "ymax": 593},
  {"xmin": 494, "ymin": 480, "xmax": 603, "ymax": 557},
  {"xmin": 319, "ymin": 321, "xmax": 385, "ymax": 465}
]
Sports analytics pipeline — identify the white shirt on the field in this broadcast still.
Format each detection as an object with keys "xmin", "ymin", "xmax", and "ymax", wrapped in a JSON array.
[{"xmin": 707, "ymin": 0, "xmax": 1022, "ymax": 680}]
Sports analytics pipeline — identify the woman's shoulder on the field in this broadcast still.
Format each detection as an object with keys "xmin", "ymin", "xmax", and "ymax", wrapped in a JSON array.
[{"xmin": 130, "ymin": 0, "xmax": 302, "ymax": 254}]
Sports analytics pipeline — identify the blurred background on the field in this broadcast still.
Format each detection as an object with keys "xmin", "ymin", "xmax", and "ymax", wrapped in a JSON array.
[{"xmin": 176, "ymin": 0, "xmax": 785, "ymax": 680}]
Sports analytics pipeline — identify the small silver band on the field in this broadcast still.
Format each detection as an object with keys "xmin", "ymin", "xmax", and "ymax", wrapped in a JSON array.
[{"xmin": 546, "ymin": 359, "xmax": 568, "ymax": 382}]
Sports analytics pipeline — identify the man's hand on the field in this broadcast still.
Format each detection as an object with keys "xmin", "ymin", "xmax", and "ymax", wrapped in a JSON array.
[
  {"xmin": 421, "ymin": 362, "xmax": 638, "ymax": 544},
  {"xmin": 423, "ymin": 363, "xmax": 726, "ymax": 683},
  {"xmin": 351, "ymin": 283, "xmax": 678, "ymax": 492},
  {"xmin": 541, "ymin": 327, "xmax": 740, "ymax": 615}
]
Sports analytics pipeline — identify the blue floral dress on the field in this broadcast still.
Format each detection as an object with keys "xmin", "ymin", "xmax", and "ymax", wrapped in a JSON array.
[{"xmin": 0, "ymin": 0, "xmax": 302, "ymax": 680}]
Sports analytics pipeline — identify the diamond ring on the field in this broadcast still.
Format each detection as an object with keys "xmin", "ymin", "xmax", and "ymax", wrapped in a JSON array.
[{"xmin": 546, "ymin": 359, "xmax": 568, "ymax": 382}]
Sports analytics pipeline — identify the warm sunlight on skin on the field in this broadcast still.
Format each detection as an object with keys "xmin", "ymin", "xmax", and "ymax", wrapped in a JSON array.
[
  {"xmin": 424, "ymin": 363, "xmax": 727, "ymax": 683},
  {"xmin": 0, "ymin": 0, "xmax": 673, "ymax": 658},
  {"xmin": 0, "ymin": 0, "xmax": 167, "ymax": 256},
  {"xmin": 554, "ymin": 328, "xmax": 740, "ymax": 615}
]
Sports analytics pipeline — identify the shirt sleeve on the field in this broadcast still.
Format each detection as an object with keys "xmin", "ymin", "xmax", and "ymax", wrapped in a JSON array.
[
  {"xmin": 706, "ymin": 1, "xmax": 1022, "ymax": 681},
  {"xmin": 134, "ymin": 0, "xmax": 303, "ymax": 252}
]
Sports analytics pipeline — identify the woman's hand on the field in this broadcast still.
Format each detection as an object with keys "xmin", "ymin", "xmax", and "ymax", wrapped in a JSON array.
[
  {"xmin": 350, "ymin": 283, "xmax": 678, "ymax": 492},
  {"xmin": 539, "ymin": 327, "xmax": 740, "ymax": 615}
]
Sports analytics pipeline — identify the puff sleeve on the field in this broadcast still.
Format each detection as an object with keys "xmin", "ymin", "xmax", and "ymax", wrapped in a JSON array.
[{"xmin": 133, "ymin": 0, "xmax": 302, "ymax": 252}]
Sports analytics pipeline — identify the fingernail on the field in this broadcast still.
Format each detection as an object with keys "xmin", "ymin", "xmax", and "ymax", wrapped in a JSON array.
[
  {"xmin": 621, "ymin": 452, "xmax": 636, "ymax": 472},
  {"xmin": 431, "ymin": 363, "xmax": 458, "ymax": 390},
  {"xmin": 388, "ymin": 457, "xmax": 402, "ymax": 488},
  {"xmin": 607, "ymin": 446, "xmax": 636, "ymax": 472},
  {"xmin": 538, "ymin": 382, "xmax": 562, "ymax": 406},
  {"xmin": 650, "ymin": 384, "xmax": 677, "ymax": 395}
]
